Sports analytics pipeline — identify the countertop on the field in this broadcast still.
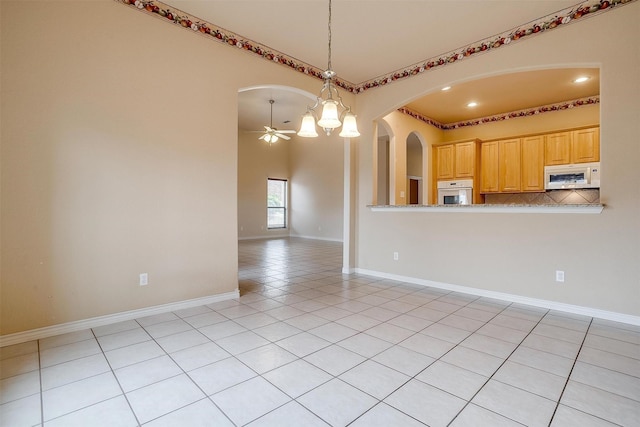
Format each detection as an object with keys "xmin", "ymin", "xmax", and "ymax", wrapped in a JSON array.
[{"xmin": 368, "ymin": 204, "xmax": 604, "ymax": 214}]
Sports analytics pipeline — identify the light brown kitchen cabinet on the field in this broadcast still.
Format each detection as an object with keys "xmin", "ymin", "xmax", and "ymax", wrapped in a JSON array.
[
  {"xmin": 434, "ymin": 144, "xmax": 454, "ymax": 180},
  {"xmin": 545, "ymin": 131, "xmax": 572, "ymax": 165},
  {"xmin": 572, "ymin": 127, "xmax": 600, "ymax": 163},
  {"xmin": 454, "ymin": 141, "xmax": 476, "ymax": 178},
  {"xmin": 521, "ymin": 135, "xmax": 545, "ymax": 191},
  {"xmin": 499, "ymin": 139, "xmax": 521, "ymax": 192},
  {"xmin": 480, "ymin": 141, "xmax": 499, "ymax": 193}
]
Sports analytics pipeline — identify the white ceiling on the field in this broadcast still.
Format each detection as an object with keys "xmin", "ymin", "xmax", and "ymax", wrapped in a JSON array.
[{"xmin": 161, "ymin": 1, "xmax": 600, "ymax": 132}]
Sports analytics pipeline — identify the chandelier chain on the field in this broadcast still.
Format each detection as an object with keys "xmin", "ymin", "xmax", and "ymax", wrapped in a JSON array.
[{"xmin": 327, "ymin": 0, "xmax": 332, "ymax": 72}]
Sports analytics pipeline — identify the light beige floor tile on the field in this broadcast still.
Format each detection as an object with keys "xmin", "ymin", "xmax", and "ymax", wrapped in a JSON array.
[
  {"xmin": 104, "ymin": 340, "xmax": 165, "ymax": 370},
  {"xmin": 155, "ymin": 329, "xmax": 210, "ymax": 354},
  {"xmin": 246, "ymin": 401, "xmax": 329, "ymax": 427},
  {"xmin": 0, "ymin": 370, "xmax": 40, "ymax": 404},
  {"xmin": 263, "ymin": 359, "xmax": 332, "ymax": 398},
  {"xmin": 0, "ymin": 352, "xmax": 39, "ymax": 379},
  {"xmin": 96, "ymin": 328, "xmax": 151, "ymax": 353},
  {"xmin": 399, "ymin": 333, "xmax": 456, "ymax": 359},
  {"xmin": 461, "ymin": 333, "xmax": 518, "ymax": 358},
  {"xmin": 373, "ymin": 345, "xmax": 435, "ymax": 376},
  {"xmin": 170, "ymin": 341, "xmax": 230, "ymax": 372},
  {"xmin": 172, "ymin": 304, "xmax": 213, "ymax": 319},
  {"xmin": 338, "ymin": 333, "xmax": 393, "ymax": 358},
  {"xmin": 532, "ymin": 323, "xmax": 587, "ymax": 344},
  {"xmin": 570, "ymin": 361, "xmax": 640, "ymax": 402},
  {"xmin": 0, "ymin": 393, "xmax": 41, "ymax": 427},
  {"xmin": 275, "ymin": 332, "xmax": 330, "ymax": 358},
  {"xmin": 350, "ymin": 402, "xmax": 427, "ymax": 427},
  {"xmin": 211, "ymin": 376, "xmax": 291, "ymax": 426},
  {"xmin": 92, "ymin": 320, "xmax": 141, "ymax": 337},
  {"xmin": 40, "ymin": 339, "xmax": 102, "ymax": 368},
  {"xmin": 115, "ymin": 355, "xmax": 182, "ymax": 392},
  {"xmin": 0, "ymin": 341, "xmax": 38, "ymax": 361},
  {"xmin": 550, "ymin": 404, "xmax": 619, "ymax": 427},
  {"xmin": 561, "ymin": 380, "xmax": 640, "ymax": 426},
  {"xmin": 253, "ymin": 321, "xmax": 302, "ymax": 341},
  {"xmin": 39, "ymin": 330, "xmax": 94, "ymax": 350},
  {"xmin": 304, "ymin": 345, "xmax": 366, "ymax": 376},
  {"xmin": 340, "ymin": 360, "xmax": 410, "ymax": 400},
  {"xmin": 385, "ymin": 379, "xmax": 466, "ymax": 427},
  {"xmin": 421, "ymin": 323, "xmax": 471, "ymax": 344},
  {"xmin": 188, "ymin": 357, "xmax": 257, "ymax": 395},
  {"xmin": 198, "ymin": 320, "xmax": 247, "ymax": 341},
  {"xmin": 126, "ymin": 374, "xmax": 204, "ymax": 424},
  {"xmin": 44, "ymin": 395, "xmax": 137, "ymax": 427},
  {"xmin": 472, "ymin": 380, "xmax": 556, "ymax": 427},
  {"xmin": 42, "ymin": 372, "xmax": 122, "ymax": 421},
  {"xmin": 450, "ymin": 403, "xmax": 523, "ymax": 427},
  {"xmin": 143, "ymin": 319, "xmax": 193, "ymax": 339},
  {"xmin": 308, "ymin": 322, "xmax": 358, "ymax": 343},
  {"xmin": 284, "ymin": 313, "xmax": 330, "ymax": 331},
  {"xmin": 416, "ymin": 360, "xmax": 488, "ymax": 400},
  {"xmin": 144, "ymin": 398, "xmax": 234, "ymax": 427},
  {"xmin": 136, "ymin": 312, "xmax": 180, "ymax": 327},
  {"xmin": 493, "ymin": 360, "xmax": 566, "ymax": 401},
  {"xmin": 508, "ymin": 345, "xmax": 574, "ymax": 377},
  {"xmin": 236, "ymin": 343, "xmax": 297, "ymax": 374},
  {"xmin": 41, "ymin": 353, "xmax": 110, "ymax": 390},
  {"xmin": 577, "ymin": 346, "xmax": 640, "ymax": 377},
  {"xmin": 365, "ymin": 323, "xmax": 415, "ymax": 344},
  {"xmin": 441, "ymin": 346, "xmax": 504, "ymax": 377},
  {"xmin": 298, "ymin": 379, "xmax": 377, "ymax": 427}
]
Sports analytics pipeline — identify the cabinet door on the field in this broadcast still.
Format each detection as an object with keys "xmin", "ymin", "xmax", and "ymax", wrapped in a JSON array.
[
  {"xmin": 499, "ymin": 139, "xmax": 521, "ymax": 192},
  {"xmin": 572, "ymin": 127, "xmax": 600, "ymax": 163},
  {"xmin": 545, "ymin": 132, "xmax": 571, "ymax": 165},
  {"xmin": 435, "ymin": 144, "xmax": 454, "ymax": 180},
  {"xmin": 521, "ymin": 136, "xmax": 545, "ymax": 192},
  {"xmin": 480, "ymin": 141, "xmax": 499, "ymax": 193},
  {"xmin": 455, "ymin": 141, "xmax": 476, "ymax": 178}
]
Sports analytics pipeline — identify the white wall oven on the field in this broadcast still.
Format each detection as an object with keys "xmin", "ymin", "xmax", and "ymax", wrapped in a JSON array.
[{"xmin": 437, "ymin": 179, "xmax": 473, "ymax": 205}]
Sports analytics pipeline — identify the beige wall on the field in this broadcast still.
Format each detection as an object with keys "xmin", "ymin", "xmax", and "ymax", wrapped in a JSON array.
[
  {"xmin": 355, "ymin": 4, "xmax": 640, "ymax": 317},
  {"xmin": 289, "ymin": 136, "xmax": 344, "ymax": 241},
  {"xmin": 237, "ymin": 131, "xmax": 290, "ymax": 239},
  {"xmin": 0, "ymin": 1, "xmax": 350, "ymax": 335}
]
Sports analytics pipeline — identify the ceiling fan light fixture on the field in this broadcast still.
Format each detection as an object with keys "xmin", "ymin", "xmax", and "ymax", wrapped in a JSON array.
[{"xmin": 298, "ymin": 0, "xmax": 358, "ymax": 139}]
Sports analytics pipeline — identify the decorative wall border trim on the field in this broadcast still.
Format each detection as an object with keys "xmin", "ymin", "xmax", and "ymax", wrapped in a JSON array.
[
  {"xmin": 355, "ymin": 268, "xmax": 640, "ymax": 326},
  {"xmin": 115, "ymin": 0, "xmax": 636, "ymax": 93},
  {"xmin": 399, "ymin": 96, "xmax": 600, "ymax": 130},
  {"xmin": 0, "ymin": 290, "xmax": 239, "ymax": 348}
]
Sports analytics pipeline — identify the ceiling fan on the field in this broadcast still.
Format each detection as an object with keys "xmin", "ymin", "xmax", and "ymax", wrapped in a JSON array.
[{"xmin": 253, "ymin": 99, "xmax": 296, "ymax": 143}]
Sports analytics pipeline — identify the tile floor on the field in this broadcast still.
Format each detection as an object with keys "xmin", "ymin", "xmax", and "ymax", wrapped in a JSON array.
[{"xmin": 1, "ymin": 237, "xmax": 639, "ymax": 426}]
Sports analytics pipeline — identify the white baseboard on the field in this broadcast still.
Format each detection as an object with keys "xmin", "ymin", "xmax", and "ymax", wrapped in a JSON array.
[
  {"xmin": 0, "ymin": 290, "xmax": 239, "ymax": 348},
  {"xmin": 355, "ymin": 268, "xmax": 640, "ymax": 326},
  {"xmin": 289, "ymin": 234, "xmax": 343, "ymax": 242},
  {"xmin": 342, "ymin": 267, "xmax": 355, "ymax": 274}
]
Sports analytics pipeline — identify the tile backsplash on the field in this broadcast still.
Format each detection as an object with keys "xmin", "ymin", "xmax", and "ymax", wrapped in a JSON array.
[{"xmin": 484, "ymin": 189, "xmax": 600, "ymax": 205}]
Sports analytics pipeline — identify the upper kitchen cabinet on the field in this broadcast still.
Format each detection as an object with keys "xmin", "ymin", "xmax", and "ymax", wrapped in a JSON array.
[
  {"xmin": 480, "ymin": 141, "xmax": 499, "ymax": 193},
  {"xmin": 572, "ymin": 127, "xmax": 600, "ymax": 163},
  {"xmin": 499, "ymin": 139, "xmax": 522, "ymax": 193},
  {"xmin": 455, "ymin": 141, "xmax": 478, "ymax": 178},
  {"xmin": 544, "ymin": 131, "xmax": 572, "ymax": 165},
  {"xmin": 521, "ymin": 135, "xmax": 545, "ymax": 192},
  {"xmin": 434, "ymin": 144, "xmax": 455, "ymax": 180},
  {"xmin": 545, "ymin": 127, "xmax": 600, "ymax": 165}
]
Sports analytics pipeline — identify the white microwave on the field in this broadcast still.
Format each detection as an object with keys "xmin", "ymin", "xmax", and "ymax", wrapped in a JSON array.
[{"xmin": 544, "ymin": 162, "xmax": 601, "ymax": 190}]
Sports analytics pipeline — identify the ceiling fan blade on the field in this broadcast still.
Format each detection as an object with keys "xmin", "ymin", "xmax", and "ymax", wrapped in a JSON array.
[
  {"xmin": 277, "ymin": 130, "xmax": 297, "ymax": 134},
  {"xmin": 275, "ymin": 133, "xmax": 291, "ymax": 140}
]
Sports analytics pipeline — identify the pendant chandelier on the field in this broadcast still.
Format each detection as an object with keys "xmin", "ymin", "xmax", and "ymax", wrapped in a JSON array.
[{"xmin": 297, "ymin": 0, "xmax": 360, "ymax": 138}]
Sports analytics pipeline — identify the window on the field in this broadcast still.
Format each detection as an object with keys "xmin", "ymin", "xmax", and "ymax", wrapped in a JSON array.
[{"xmin": 267, "ymin": 178, "xmax": 287, "ymax": 229}]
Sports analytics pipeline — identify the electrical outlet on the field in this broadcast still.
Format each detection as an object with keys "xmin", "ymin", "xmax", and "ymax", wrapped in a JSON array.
[
  {"xmin": 139, "ymin": 273, "xmax": 148, "ymax": 286},
  {"xmin": 393, "ymin": 252, "xmax": 399, "ymax": 261},
  {"xmin": 555, "ymin": 270, "xmax": 565, "ymax": 282}
]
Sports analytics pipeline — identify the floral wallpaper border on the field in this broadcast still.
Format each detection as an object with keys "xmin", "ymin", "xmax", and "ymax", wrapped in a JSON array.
[
  {"xmin": 398, "ymin": 96, "xmax": 600, "ymax": 130},
  {"xmin": 115, "ymin": 0, "xmax": 634, "ymax": 94}
]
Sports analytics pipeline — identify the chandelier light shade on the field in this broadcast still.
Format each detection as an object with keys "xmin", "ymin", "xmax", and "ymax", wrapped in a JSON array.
[{"xmin": 298, "ymin": 0, "xmax": 360, "ymax": 138}]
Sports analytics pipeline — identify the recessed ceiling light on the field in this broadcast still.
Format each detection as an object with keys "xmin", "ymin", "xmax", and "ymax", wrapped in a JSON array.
[
  {"xmin": 574, "ymin": 76, "xmax": 590, "ymax": 83},
  {"xmin": 441, "ymin": 86, "xmax": 451, "ymax": 91},
  {"xmin": 467, "ymin": 101, "xmax": 478, "ymax": 108}
]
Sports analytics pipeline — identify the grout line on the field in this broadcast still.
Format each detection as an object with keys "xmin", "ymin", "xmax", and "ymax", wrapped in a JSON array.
[{"xmin": 547, "ymin": 317, "xmax": 593, "ymax": 426}]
